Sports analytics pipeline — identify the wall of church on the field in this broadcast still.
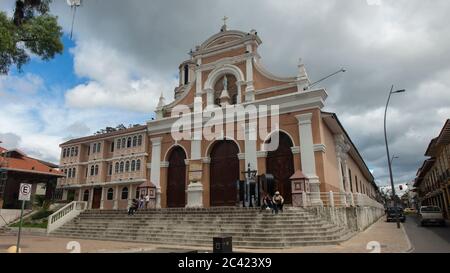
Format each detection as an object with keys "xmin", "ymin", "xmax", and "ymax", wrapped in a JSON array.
[
  {"xmin": 255, "ymin": 86, "xmax": 297, "ymax": 100},
  {"xmin": 321, "ymin": 121, "xmax": 341, "ymax": 192},
  {"xmin": 202, "ymin": 47, "xmax": 247, "ymax": 65}
]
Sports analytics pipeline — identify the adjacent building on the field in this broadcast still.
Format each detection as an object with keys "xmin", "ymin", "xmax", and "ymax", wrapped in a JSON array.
[
  {"xmin": 0, "ymin": 146, "xmax": 63, "ymax": 209},
  {"xmin": 56, "ymin": 24, "xmax": 380, "ymax": 210},
  {"xmin": 414, "ymin": 119, "xmax": 450, "ymax": 219}
]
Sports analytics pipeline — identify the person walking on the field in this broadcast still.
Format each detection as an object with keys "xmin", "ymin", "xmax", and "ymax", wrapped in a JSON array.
[
  {"xmin": 272, "ymin": 191, "xmax": 284, "ymax": 214},
  {"xmin": 138, "ymin": 194, "xmax": 145, "ymax": 209},
  {"xmin": 144, "ymin": 193, "xmax": 150, "ymax": 209}
]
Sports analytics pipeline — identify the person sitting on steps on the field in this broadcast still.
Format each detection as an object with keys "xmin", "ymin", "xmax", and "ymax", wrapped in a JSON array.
[
  {"xmin": 272, "ymin": 191, "xmax": 284, "ymax": 214},
  {"xmin": 128, "ymin": 198, "xmax": 139, "ymax": 216},
  {"xmin": 260, "ymin": 192, "xmax": 274, "ymax": 212}
]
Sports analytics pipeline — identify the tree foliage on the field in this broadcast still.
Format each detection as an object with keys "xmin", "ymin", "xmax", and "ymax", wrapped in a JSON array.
[{"xmin": 0, "ymin": 0, "xmax": 63, "ymax": 74}]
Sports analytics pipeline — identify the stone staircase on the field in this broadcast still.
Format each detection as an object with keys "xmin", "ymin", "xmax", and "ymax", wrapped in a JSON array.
[{"xmin": 49, "ymin": 207, "xmax": 354, "ymax": 248}]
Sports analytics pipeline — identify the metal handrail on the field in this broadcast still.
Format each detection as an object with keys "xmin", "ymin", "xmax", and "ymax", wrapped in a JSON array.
[{"xmin": 0, "ymin": 214, "xmax": 8, "ymax": 226}]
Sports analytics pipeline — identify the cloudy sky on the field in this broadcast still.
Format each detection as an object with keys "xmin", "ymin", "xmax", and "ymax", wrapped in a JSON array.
[{"xmin": 0, "ymin": 0, "xmax": 449, "ymax": 186}]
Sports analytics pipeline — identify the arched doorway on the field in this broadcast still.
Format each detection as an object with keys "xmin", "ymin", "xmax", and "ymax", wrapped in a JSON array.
[
  {"xmin": 167, "ymin": 146, "xmax": 187, "ymax": 207},
  {"xmin": 210, "ymin": 140, "xmax": 240, "ymax": 206},
  {"xmin": 266, "ymin": 132, "xmax": 294, "ymax": 204}
]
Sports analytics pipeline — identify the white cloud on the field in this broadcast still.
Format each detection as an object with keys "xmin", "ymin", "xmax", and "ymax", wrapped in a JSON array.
[{"xmin": 65, "ymin": 40, "xmax": 177, "ymax": 112}]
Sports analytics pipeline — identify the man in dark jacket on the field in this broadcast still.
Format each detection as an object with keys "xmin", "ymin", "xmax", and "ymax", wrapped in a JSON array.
[{"xmin": 128, "ymin": 198, "xmax": 139, "ymax": 216}]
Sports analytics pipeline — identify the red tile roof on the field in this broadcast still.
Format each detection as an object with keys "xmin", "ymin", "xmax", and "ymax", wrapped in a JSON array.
[{"xmin": 0, "ymin": 147, "xmax": 64, "ymax": 177}]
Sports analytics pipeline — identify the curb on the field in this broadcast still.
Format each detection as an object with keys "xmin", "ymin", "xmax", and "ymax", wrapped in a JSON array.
[{"xmin": 400, "ymin": 223, "xmax": 414, "ymax": 253}]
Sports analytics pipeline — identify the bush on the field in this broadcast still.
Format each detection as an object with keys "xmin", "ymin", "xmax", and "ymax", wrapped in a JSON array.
[{"xmin": 31, "ymin": 209, "xmax": 54, "ymax": 220}]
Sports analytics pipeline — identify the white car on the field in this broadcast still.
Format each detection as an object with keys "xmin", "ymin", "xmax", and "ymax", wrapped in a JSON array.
[{"xmin": 418, "ymin": 206, "xmax": 446, "ymax": 226}]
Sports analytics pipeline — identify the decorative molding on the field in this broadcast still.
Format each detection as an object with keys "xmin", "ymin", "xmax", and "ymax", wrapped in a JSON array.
[
  {"xmin": 160, "ymin": 161, "xmax": 170, "ymax": 168},
  {"xmin": 184, "ymin": 159, "xmax": 190, "ymax": 166},
  {"xmin": 255, "ymin": 82, "xmax": 298, "ymax": 95},
  {"xmin": 313, "ymin": 144, "xmax": 326, "ymax": 153},
  {"xmin": 291, "ymin": 146, "xmax": 300, "ymax": 154},
  {"xmin": 296, "ymin": 113, "xmax": 313, "ymax": 125},
  {"xmin": 256, "ymin": 151, "xmax": 267, "ymax": 158},
  {"xmin": 202, "ymin": 157, "xmax": 211, "ymax": 164},
  {"xmin": 238, "ymin": 153, "xmax": 246, "ymax": 160},
  {"xmin": 151, "ymin": 137, "xmax": 163, "ymax": 145}
]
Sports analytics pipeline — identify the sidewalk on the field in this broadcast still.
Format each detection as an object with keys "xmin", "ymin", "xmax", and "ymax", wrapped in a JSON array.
[{"xmin": 0, "ymin": 217, "xmax": 411, "ymax": 253}]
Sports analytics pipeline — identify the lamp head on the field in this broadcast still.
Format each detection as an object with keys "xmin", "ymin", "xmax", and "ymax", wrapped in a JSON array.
[{"xmin": 393, "ymin": 89, "xmax": 405, "ymax": 93}]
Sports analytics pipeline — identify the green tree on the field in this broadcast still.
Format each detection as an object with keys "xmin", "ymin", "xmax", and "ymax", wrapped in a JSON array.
[{"xmin": 0, "ymin": 0, "xmax": 63, "ymax": 74}]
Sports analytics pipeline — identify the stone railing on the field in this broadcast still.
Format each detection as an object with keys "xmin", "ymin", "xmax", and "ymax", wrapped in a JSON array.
[
  {"xmin": 299, "ymin": 191, "xmax": 384, "ymax": 209},
  {"xmin": 47, "ymin": 201, "xmax": 87, "ymax": 234},
  {"xmin": 300, "ymin": 191, "xmax": 385, "ymax": 232}
]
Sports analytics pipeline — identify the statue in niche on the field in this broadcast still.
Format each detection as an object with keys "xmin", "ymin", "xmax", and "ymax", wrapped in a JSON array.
[{"xmin": 223, "ymin": 75, "xmax": 228, "ymax": 90}]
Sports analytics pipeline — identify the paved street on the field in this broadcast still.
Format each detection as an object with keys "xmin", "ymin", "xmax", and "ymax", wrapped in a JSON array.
[
  {"xmin": 402, "ymin": 215, "xmax": 450, "ymax": 253},
  {"xmin": 0, "ymin": 217, "xmax": 411, "ymax": 253}
]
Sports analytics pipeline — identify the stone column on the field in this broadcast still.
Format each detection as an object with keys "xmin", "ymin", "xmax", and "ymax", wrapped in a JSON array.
[
  {"xmin": 335, "ymin": 134, "xmax": 351, "ymax": 206},
  {"xmin": 296, "ymin": 113, "xmax": 322, "ymax": 206},
  {"xmin": 236, "ymin": 81, "xmax": 243, "ymax": 104},
  {"xmin": 151, "ymin": 137, "xmax": 163, "ymax": 208},
  {"xmin": 113, "ymin": 185, "xmax": 119, "ymax": 209},
  {"xmin": 195, "ymin": 58, "xmax": 202, "ymax": 96},
  {"xmin": 128, "ymin": 184, "xmax": 133, "ymax": 209},
  {"xmin": 245, "ymin": 42, "xmax": 255, "ymax": 102},
  {"xmin": 245, "ymin": 124, "xmax": 258, "ymax": 172},
  {"xmin": 100, "ymin": 187, "xmax": 105, "ymax": 210},
  {"xmin": 206, "ymin": 88, "xmax": 214, "ymax": 106}
]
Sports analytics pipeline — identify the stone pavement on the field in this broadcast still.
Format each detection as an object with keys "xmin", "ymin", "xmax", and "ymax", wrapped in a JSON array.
[{"xmin": 0, "ymin": 217, "xmax": 411, "ymax": 253}]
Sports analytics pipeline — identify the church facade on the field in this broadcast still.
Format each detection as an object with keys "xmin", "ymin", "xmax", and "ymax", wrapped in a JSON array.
[{"xmin": 56, "ymin": 25, "xmax": 380, "ymax": 209}]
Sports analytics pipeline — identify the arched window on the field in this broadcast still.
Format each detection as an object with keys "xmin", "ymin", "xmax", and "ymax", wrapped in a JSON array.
[
  {"xmin": 94, "ymin": 165, "xmax": 99, "ymax": 175},
  {"xmin": 110, "ymin": 142, "xmax": 114, "ymax": 152},
  {"xmin": 115, "ymin": 162, "xmax": 119, "ymax": 173},
  {"xmin": 184, "ymin": 64, "xmax": 189, "ymax": 85},
  {"xmin": 62, "ymin": 148, "xmax": 66, "ymax": 158},
  {"xmin": 64, "ymin": 169, "xmax": 68, "ymax": 177},
  {"xmin": 136, "ymin": 159, "xmax": 141, "ymax": 171},
  {"xmin": 117, "ymin": 139, "xmax": 121, "ymax": 149},
  {"xmin": 68, "ymin": 168, "xmax": 72, "ymax": 178},
  {"xmin": 70, "ymin": 147, "xmax": 75, "ymax": 157},
  {"xmin": 72, "ymin": 168, "xmax": 76, "ymax": 178},
  {"xmin": 125, "ymin": 161, "xmax": 130, "ymax": 172},
  {"xmin": 120, "ymin": 161, "xmax": 124, "ymax": 173},
  {"xmin": 107, "ymin": 188, "xmax": 113, "ymax": 200},
  {"xmin": 121, "ymin": 138, "xmax": 126, "ymax": 148},
  {"xmin": 127, "ymin": 137, "xmax": 132, "ymax": 148},
  {"xmin": 108, "ymin": 164, "xmax": 112, "ymax": 175},
  {"xmin": 97, "ymin": 143, "xmax": 101, "ymax": 153},
  {"xmin": 121, "ymin": 187, "xmax": 128, "ymax": 200},
  {"xmin": 131, "ymin": 160, "xmax": 136, "ymax": 172},
  {"xmin": 132, "ymin": 136, "xmax": 137, "ymax": 147},
  {"xmin": 138, "ymin": 135, "xmax": 142, "ymax": 146},
  {"xmin": 83, "ymin": 190, "xmax": 89, "ymax": 201},
  {"xmin": 75, "ymin": 147, "xmax": 78, "ymax": 156},
  {"xmin": 90, "ymin": 166, "xmax": 94, "ymax": 176},
  {"xmin": 92, "ymin": 143, "xmax": 96, "ymax": 154},
  {"xmin": 87, "ymin": 145, "xmax": 90, "ymax": 156}
]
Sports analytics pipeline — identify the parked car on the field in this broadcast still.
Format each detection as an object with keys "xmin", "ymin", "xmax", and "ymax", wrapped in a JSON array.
[
  {"xmin": 404, "ymin": 208, "xmax": 417, "ymax": 214},
  {"xmin": 418, "ymin": 206, "xmax": 446, "ymax": 226},
  {"xmin": 386, "ymin": 207, "xmax": 406, "ymax": 222}
]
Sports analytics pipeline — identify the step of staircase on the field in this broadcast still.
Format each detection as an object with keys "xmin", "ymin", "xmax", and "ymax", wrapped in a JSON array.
[{"xmin": 49, "ymin": 207, "xmax": 353, "ymax": 248}]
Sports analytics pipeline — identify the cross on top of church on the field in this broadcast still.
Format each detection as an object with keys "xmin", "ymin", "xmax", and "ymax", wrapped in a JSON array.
[
  {"xmin": 222, "ymin": 16, "xmax": 229, "ymax": 26},
  {"xmin": 220, "ymin": 16, "xmax": 229, "ymax": 32}
]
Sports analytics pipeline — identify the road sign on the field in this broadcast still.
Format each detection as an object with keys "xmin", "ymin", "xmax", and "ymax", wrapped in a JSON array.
[{"xmin": 19, "ymin": 183, "xmax": 32, "ymax": 201}]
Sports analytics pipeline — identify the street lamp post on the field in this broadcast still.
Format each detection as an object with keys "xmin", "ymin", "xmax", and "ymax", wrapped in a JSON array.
[{"xmin": 384, "ymin": 85, "xmax": 405, "ymax": 229}]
